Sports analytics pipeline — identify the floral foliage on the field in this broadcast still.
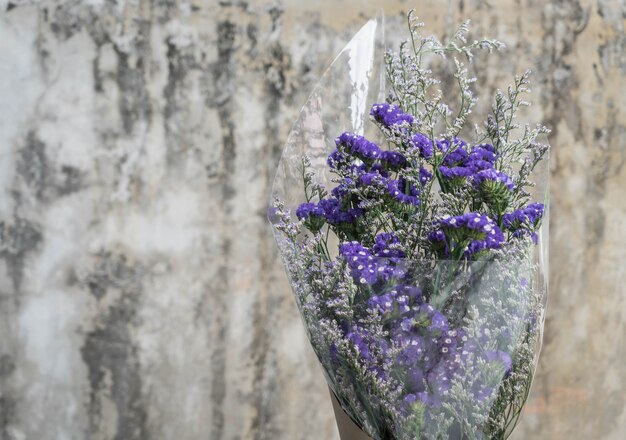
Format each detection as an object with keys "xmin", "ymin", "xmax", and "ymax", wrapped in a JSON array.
[{"xmin": 271, "ymin": 10, "xmax": 549, "ymax": 440}]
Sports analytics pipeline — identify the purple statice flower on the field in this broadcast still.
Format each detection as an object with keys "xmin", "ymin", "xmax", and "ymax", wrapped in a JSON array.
[
  {"xmin": 327, "ymin": 149, "xmax": 348, "ymax": 170},
  {"xmin": 369, "ymin": 162, "xmax": 391, "ymax": 177},
  {"xmin": 525, "ymin": 203, "xmax": 545, "ymax": 223},
  {"xmin": 368, "ymin": 285, "xmax": 419, "ymax": 318},
  {"xmin": 438, "ymin": 165, "xmax": 473, "ymax": 180},
  {"xmin": 326, "ymin": 150, "xmax": 368, "ymax": 174},
  {"xmin": 319, "ymin": 198, "xmax": 363, "ymax": 225},
  {"xmin": 378, "ymin": 260, "xmax": 407, "ymax": 284},
  {"xmin": 465, "ymin": 240, "xmax": 487, "ymax": 257},
  {"xmin": 387, "ymin": 178, "xmax": 420, "ymax": 206},
  {"xmin": 436, "ymin": 142, "xmax": 496, "ymax": 179},
  {"xmin": 396, "ymin": 284, "xmax": 424, "ymax": 304},
  {"xmin": 471, "ymin": 216, "xmax": 506, "ymax": 251},
  {"xmin": 437, "ymin": 329, "xmax": 460, "ymax": 355},
  {"xmin": 339, "ymin": 240, "xmax": 372, "ymax": 258},
  {"xmin": 328, "ymin": 342, "xmax": 340, "ymax": 368},
  {"xmin": 318, "ymin": 198, "xmax": 340, "ymax": 222},
  {"xmin": 368, "ymin": 292, "xmax": 396, "ymax": 315},
  {"xmin": 502, "ymin": 203, "xmax": 544, "ymax": 243},
  {"xmin": 380, "ymin": 150, "xmax": 408, "ymax": 170},
  {"xmin": 339, "ymin": 237, "xmax": 408, "ymax": 286},
  {"xmin": 473, "ymin": 168, "xmax": 515, "ymax": 191},
  {"xmin": 485, "ymin": 227, "xmax": 506, "ymax": 247},
  {"xmin": 296, "ymin": 202, "xmax": 326, "ymax": 232},
  {"xmin": 421, "ymin": 331, "xmax": 470, "ymax": 400},
  {"xmin": 356, "ymin": 163, "xmax": 390, "ymax": 188},
  {"xmin": 464, "ymin": 232, "xmax": 505, "ymax": 257},
  {"xmin": 345, "ymin": 326, "xmax": 371, "ymax": 361},
  {"xmin": 370, "ymin": 102, "xmax": 414, "ymax": 128},
  {"xmin": 428, "ymin": 229, "xmax": 450, "ymax": 258},
  {"xmin": 395, "ymin": 292, "xmax": 410, "ymax": 312},
  {"xmin": 412, "ymin": 133, "xmax": 436, "ymax": 159},
  {"xmin": 417, "ymin": 391, "xmax": 441, "ymax": 408},
  {"xmin": 403, "ymin": 390, "xmax": 444, "ymax": 411},
  {"xmin": 438, "ymin": 137, "xmax": 467, "ymax": 153},
  {"xmin": 432, "ymin": 212, "xmax": 505, "ymax": 257},
  {"xmin": 373, "ymin": 232, "xmax": 405, "ymax": 258},
  {"xmin": 391, "ymin": 308, "xmax": 470, "ymax": 406},
  {"xmin": 531, "ymin": 230, "xmax": 540, "ymax": 244},
  {"xmin": 336, "ymin": 132, "xmax": 382, "ymax": 161},
  {"xmin": 419, "ymin": 166, "xmax": 433, "ymax": 186},
  {"xmin": 428, "ymin": 229, "xmax": 446, "ymax": 243},
  {"xmin": 407, "ymin": 304, "xmax": 450, "ymax": 335},
  {"xmin": 339, "ymin": 241, "xmax": 378, "ymax": 285},
  {"xmin": 368, "ymin": 365, "xmax": 387, "ymax": 380},
  {"xmin": 467, "ymin": 143, "xmax": 497, "ymax": 164},
  {"xmin": 400, "ymin": 317, "xmax": 414, "ymax": 333},
  {"xmin": 296, "ymin": 202, "xmax": 325, "ymax": 220},
  {"xmin": 520, "ymin": 277, "xmax": 529, "ymax": 288},
  {"xmin": 485, "ymin": 350, "xmax": 513, "ymax": 375},
  {"xmin": 358, "ymin": 171, "xmax": 385, "ymax": 187},
  {"xmin": 395, "ymin": 333, "xmax": 428, "ymax": 365},
  {"xmin": 439, "ymin": 214, "xmax": 465, "ymax": 229},
  {"xmin": 464, "ymin": 145, "xmax": 496, "ymax": 172},
  {"xmin": 439, "ymin": 212, "xmax": 497, "ymax": 233},
  {"xmin": 425, "ymin": 357, "xmax": 456, "ymax": 397},
  {"xmin": 331, "ymin": 178, "xmax": 352, "ymax": 199},
  {"xmin": 428, "ymin": 310, "xmax": 449, "ymax": 334},
  {"xmin": 406, "ymin": 367, "xmax": 426, "ymax": 394},
  {"xmin": 442, "ymin": 145, "xmax": 469, "ymax": 166},
  {"xmin": 469, "ymin": 213, "xmax": 504, "ymax": 241},
  {"xmin": 465, "ymin": 159, "xmax": 494, "ymax": 172},
  {"xmin": 502, "ymin": 203, "xmax": 544, "ymax": 229},
  {"xmin": 349, "ymin": 162, "xmax": 367, "ymax": 174},
  {"xmin": 329, "ymin": 343, "xmax": 341, "ymax": 369},
  {"xmin": 502, "ymin": 211, "xmax": 524, "ymax": 229}
]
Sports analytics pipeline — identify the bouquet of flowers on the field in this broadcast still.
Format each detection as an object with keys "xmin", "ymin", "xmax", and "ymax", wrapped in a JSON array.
[{"xmin": 269, "ymin": 11, "xmax": 549, "ymax": 440}]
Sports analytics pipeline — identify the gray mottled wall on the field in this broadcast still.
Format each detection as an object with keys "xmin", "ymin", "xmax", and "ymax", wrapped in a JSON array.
[{"xmin": 0, "ymin": 1, "xmax": 624, "ymax": 439}]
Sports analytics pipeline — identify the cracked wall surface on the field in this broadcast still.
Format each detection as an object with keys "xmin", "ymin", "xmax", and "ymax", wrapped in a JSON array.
[{"xmin": 0, "ymin": 1, "xmax": 624, "ymax": 439}]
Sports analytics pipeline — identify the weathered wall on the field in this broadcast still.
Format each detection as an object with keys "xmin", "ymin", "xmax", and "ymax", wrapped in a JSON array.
[{"xmin": 0, "ymin": 1, "xmax": 624, "ymax": 439}]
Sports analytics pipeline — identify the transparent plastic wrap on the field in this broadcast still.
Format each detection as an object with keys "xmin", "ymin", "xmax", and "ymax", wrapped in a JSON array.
[{"xmin": 269, "ymin": 12, "xmax": 549, "ymax": 440}]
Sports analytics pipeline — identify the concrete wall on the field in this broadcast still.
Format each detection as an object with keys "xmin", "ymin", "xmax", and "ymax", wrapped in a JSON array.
[{"xmin": 0, "ymin": 1, "xmax": 624, "ymax": 439}]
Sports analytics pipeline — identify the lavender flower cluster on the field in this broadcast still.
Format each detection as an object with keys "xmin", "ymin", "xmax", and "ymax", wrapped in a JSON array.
[
  {"xmin": 296, "ymin": 100, "xmax": 542, "ymax": 261},
  {"xmin": 272, "ymin": 11, "xmax": 549, "ymax": 440}
]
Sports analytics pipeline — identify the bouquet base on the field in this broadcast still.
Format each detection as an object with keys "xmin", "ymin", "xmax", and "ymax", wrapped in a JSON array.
[{"xmin": 329, "ymin": 389, "xmax": 374, "ymax": 440}]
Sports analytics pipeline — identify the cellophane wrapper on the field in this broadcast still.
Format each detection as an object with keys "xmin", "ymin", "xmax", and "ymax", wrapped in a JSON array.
[{"xmin": 269, "ymin": 15, "xmax": 549, "ymax": 440}]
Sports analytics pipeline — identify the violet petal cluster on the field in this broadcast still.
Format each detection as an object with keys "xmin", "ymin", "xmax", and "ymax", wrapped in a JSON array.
[
  {"xmin": 502, "ymin": 203, "xmax": 544, "ymax": 229},
  {"xmin": 412, "ymin": 133, "xmax": 436, "ymax": 159},
  {"xmin": 387, "ymin": 178, "xmax": 420, "ymax": 206},
  {"xmin": 431, "ymin": 212, "xmax": 505, "ymax": 257},
  {"xmin": 473, "ymin": 168, "xmax": 515, "ymax": 191},
  {"xmin": 370, "ymin": 102, "xmax": 414, "ymax": 128},
  {"xmin": 419, "ymin": 166, "xmax": 433, "ymax": 186},
  {"xmin": 319, "ymin": 198, "xmax": 363, "ymax": 225},
  {"xmin": 339, "ymin": 241, "xmax": 405, "ymax": 286},
  {"xmin": 502, "ymin": 203, "xmax": 545, "ymax": 243},
  {"xmin": 434, "ymin": 141, "xmax": 517, "ymax": 195},
  {"xmin": 336, "ymin": 132, "xmax": 382, "ymax": 161},
  {"xmin": 439, "ymin": 165, "xmax": 473, "ymax": 179},
  {"xmin": 380, "ymin": 150, "xmax": 409, "ymax": 170},
  {"xmin": 340, "ymin": 241, "xmax": 379, "ymax": 285},
  {"xmin": 296, "ymin": 202, "xmax": 325, "ymax": 220},
  {"xmin": 373, "ymin": 232, "xmax": 406, "ymax": 258}
]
